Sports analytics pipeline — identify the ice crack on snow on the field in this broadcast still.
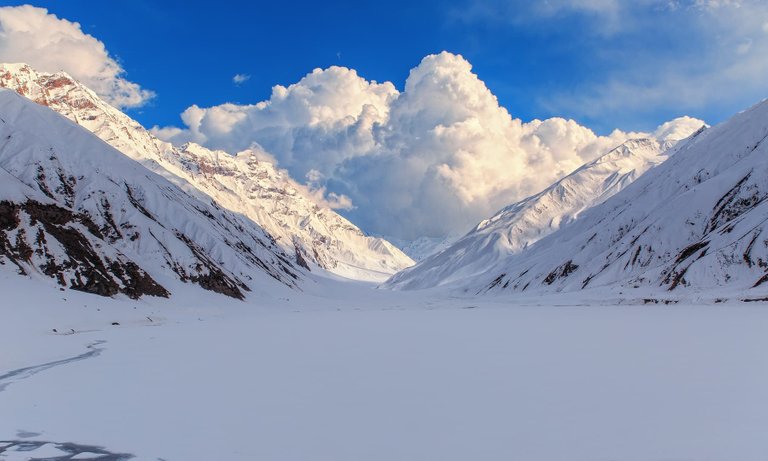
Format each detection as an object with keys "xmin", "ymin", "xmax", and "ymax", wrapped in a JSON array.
[
  {"xmin": 0, "ymin": 340, "xmax": 106, "ymax": 393},
  {"xmin": 0, "ymin": 439, "xmax": 133, "ymax": 460}
]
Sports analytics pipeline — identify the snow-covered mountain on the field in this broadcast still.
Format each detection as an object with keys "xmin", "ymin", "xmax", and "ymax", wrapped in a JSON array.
[
  {"xmin": 0, "ymin": 63, "xmax": 414, "ymax": 282},
  {"xmin": 386, "ymin": 132, "xmax": 701, "ymax": 289},
  {"xmin": 389, "ymin": 98, "xmax": 768, "ymax": 295},
  {"xmin": 0, "ymin": 89, "xmax": 301, "ymax": 299}
]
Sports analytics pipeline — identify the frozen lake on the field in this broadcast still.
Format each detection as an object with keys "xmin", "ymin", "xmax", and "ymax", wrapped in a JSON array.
[{"xmin": 2, "ymin": 277, "xmax": 768, "ymax": 460}]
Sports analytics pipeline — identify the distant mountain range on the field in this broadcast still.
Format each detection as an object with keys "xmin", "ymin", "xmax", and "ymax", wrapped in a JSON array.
[{"xmin": 3, "ymin": 62, "xmax": 767, "ymax": 300}]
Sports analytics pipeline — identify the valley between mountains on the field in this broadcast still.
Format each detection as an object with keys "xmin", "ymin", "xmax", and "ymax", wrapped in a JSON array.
[{"xmin": 2, "ymin": 60, "xmax": 768, "ymax": 461}]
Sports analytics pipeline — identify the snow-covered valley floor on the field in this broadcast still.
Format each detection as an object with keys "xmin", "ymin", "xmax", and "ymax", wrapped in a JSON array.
[{"xmin": 2, "ymin": 275, "xmax": 768, "ymax": 461}]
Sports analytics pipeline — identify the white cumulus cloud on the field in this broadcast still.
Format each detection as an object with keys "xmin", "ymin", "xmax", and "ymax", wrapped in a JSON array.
[
  {"xmin": 0, "ymin": 5, "xmax": 152, "ymax": 108},
  {"xmin": 154, "ymin": 52, "xmax": 703, "ymax": 239},
  {"xmin": 652, "ymin": 115, "xmax": 706, "ymax": 141},
  {"xmin": 158, "ymin": 65, "xmax": 398, "ymax": 177}
]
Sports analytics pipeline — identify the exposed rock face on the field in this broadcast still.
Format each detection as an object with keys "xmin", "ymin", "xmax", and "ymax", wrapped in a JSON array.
[{"xmin": 0, "ymin": 200, "xmax": 168, "ymax": 299}]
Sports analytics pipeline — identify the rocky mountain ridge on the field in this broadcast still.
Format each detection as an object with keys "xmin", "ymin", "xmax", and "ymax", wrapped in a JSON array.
[{"xmin": 0, "ymin": 63, "xmax": 413, "ymax": 282}]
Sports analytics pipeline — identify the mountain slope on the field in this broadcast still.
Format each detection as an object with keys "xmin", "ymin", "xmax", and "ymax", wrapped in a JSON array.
[
  {"xmin": 0, "ymin": 63, "xmax": 414, "ymax": 281},
  {"xmin": 168, "ymin": 142, "xmax": 413, "ymax": 281},
  {"xmin": 385, "ymin": 134, "xmax": 700, "ymax": 290},
  {"xmin": 387, "ymin": 235, "xmax": 460, "ymax": 262},
  {"xmin": 0, "ymin": 89, "xmax": 300, "ymax": 299},
  {"xmin": 392, "ymin": 98, "xmax": 768, "ymax": 295}
]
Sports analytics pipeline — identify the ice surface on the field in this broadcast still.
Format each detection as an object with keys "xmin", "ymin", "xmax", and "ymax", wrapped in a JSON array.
[
  {"xmin": 70, "ymin": 452, "xmax": 105, "ymax": 459},
  {"xmin": 1, "ymin": 442, "xmax": 68, "ymax": 459},
  {"xmin": 2, "ymin": 273, "xmax": 767, "ymax": 461}
]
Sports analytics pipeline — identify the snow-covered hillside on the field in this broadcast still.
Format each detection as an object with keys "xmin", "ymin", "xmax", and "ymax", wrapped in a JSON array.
[
  {"xmin": 390, "ymin": 98, "xmax": 768, "ymax": 295},
  {"xmin": 0, "ymin": 63, "xmax": 413, "ymax": 281},
  {"xmin": 168, "ymin": 143, "xmax": 412, "ymax": 281},
  {"xmin": 386, "ymin": 130, "xmax": 702, "ymax": 289},
  {"xmin": 387, "ymin": 234, "xmax": 460, "ymax": 261},
  {"xmin": 0, "ymin": 89, "xmax": 301, "ymax": 299}
]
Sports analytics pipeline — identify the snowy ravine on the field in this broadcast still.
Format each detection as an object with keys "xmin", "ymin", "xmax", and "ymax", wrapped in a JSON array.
[
  {"xmin": 0, "ymin": 63, "xmax": 414, "ymax": 282},
  {"xmin": 389, "ymin": 98, "xmax": 768, "ymax": 295},
  {"xmin": 386, "ymin": 234, "xmax": 460, "ymax": 261},
  {"xmin": 386, "ymin": 131, "xmax": 701, "ymax": 289},
  {"xmin": 0, "ymin": 89, "xmax": 301, "ymax": 299}
]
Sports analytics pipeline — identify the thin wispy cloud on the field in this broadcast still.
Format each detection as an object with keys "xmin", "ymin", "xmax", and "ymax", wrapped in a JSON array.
[
  {"xmin": 233, "ymin": 73, "xmax": 251, "ymax": 85},
  {"xmin": 457, "ymin": 0, "xmax": 768, "ymax": 128}
]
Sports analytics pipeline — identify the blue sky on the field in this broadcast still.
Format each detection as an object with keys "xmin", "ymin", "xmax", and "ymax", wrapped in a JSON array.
[
  {"xmin": 1, "ymin": 1, "xmax": 766, "ymax": 239},
  {"xmin": 4, "ymin": 0, "xmax": 765, "ymax": 134}
]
